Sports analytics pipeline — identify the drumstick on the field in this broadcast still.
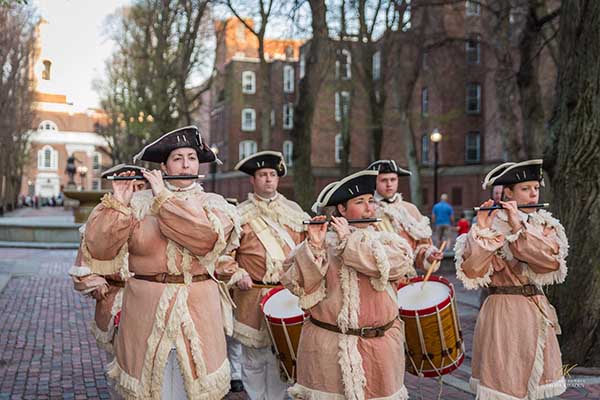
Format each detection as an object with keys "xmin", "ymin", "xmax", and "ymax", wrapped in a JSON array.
[{"xmin": 421, "ymin": 241, "xmax": 447, "ymax": 290}]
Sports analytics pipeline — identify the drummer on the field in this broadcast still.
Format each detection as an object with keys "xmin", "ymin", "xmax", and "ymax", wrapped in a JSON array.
[
  {"xmin": 282, "ymin": 170, "xmax": 415, "ymax": 399},
  {"xmin": 367, "ymin": 160, "xmax": 444, "ymax": 272},
  {"xmin": 455, "ymin": 159, "xmax": 568, "ymax": 399},
  {"xmin": 69, "ymin": 164, "xmax": 145, "ymax": 355},
  {"xmin": 219, "ymin": 151, "xmax": 309, "ymax": 399}
]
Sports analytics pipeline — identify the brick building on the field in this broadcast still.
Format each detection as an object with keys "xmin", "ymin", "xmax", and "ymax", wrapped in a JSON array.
[
  {"xmin": 205, "ymin": 4, "xmax": 556, "ymax": 214},
  {"xmin": 19, "ymin": 18, "xmax": 111, "ymax": 201}
]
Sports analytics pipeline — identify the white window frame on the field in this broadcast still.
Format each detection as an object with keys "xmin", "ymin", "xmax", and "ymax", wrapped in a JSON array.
[
  {"xmin": 421, "ymin": 135, "xmax": 430, "ymax": 165},
  {"xmin": 466, "ymin": 83, "xmax": 481, "ymax": 114},
  {"xmin": 283, "ymin": 140, "xmax": 293, "ymax": 166},
  {"xmin": 92, "ymin": 152, "xmax": 101, "ymax": 171},
  {"xmin": 465, "ymin": 0, "xmax": 480, "ymax": 16},
  {"xmin": 283, "ymin": 103, "xmax": 294, "ymax": 129},
  {"xmin": 372, "ymin": 51, "xmax": 381, "ymax": 80},
  {"xmin": 465, "ymin": 131, "xmax": 481, "ymax": 163},
  {"xmin": 335, "ymin": 91, "xmax": 351, "ymax": 122},
  {"xmin": 38, "ymin": 120, "xmax": 58, "ymax": 131},
  {"xmin": 37, "ymin": 145, "xmax": 58, "ymax": 171},
  {"xmin": 336, "ymin": 49, "xmax": 352, "ymax": 80},
  {"xmin": 466, "ymin": 35, "xmax": 481, "ymax": 64},
  {"xmin": 242, "ymin": 71, "xmax": 256, "ymax": 94},
  {"xmin": 421, "ymin": 87, "xmax": 429, "ymax": 116},
  {"xmin": 241, "ymin": 108, "xmax": 256, "ymax": 131},
  {"xmin": 283, "ymin": 65, "xmax": 295, "ymax": 93},
  {"xmin": 299, "ymin": 53, "xmax": 306, "ymax": 79},
  {"xmin": 239, "ymin": 140, "xmax": 257, "ymax": 160},
  {"xmin": 335, "ymin": 134, "xmax": 344, "ymax": 163},
  {"xmin": 270, "ymin": 109, "xmax": 275, "ymax": 127}
]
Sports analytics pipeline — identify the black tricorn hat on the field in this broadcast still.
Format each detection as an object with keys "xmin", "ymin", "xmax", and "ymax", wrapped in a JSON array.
[
  {"xmin": 367, "ymin": 159, "xmax": 411, "ymax": 176},
  {"xmin": 320, "ymin": 170, "xmax": 378, "ymax": 207},
  {"xmin": 234, "ymin": 151, "xmax": 287, "ymax": 177},
  {"xmin": 311, "ymin": 181, "xmax": 338, "ymax": 213},
  {"xmin": 132, "ymin": 126, "xmax": 219, "ymax": 164},
  {"xmin": 101, "ymin": 164, "xmax": 144, "ymax": 178},
  {"xmin": 482, "ymin": 159, "xmax": 544, "ymax": 189}
]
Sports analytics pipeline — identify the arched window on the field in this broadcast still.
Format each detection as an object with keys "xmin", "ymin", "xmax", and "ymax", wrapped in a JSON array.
[
  {"xmin": 239, "ymin": 140, "xmax": 257, "ymax": 160},
  {"xmin": 42, "ymin": 59, "xmax": 52, "ymax": 80},
  {"xmin": 242, "ymin": 71, "xmax": 256, "ymax": 94},
  {"xmin": 38, "ymin": 120, "xmax": 58, "ymax": 131},
  {"xmin": 37, "ymin": 145, "xmax": 58, "ymax": 170}
]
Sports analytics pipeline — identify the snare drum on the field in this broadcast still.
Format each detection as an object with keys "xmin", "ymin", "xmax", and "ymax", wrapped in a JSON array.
[
  {"xmin": 397, "ymin": 276, "xmax": 464, "ymax": 377},
  {"xmin": 260, "ymin": 287, "xmax": 308, "ymax": 382}
]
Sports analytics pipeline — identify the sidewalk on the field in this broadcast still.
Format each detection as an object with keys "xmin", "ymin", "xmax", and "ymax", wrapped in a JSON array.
[{"xmin": 0, "ymin": 248, "xmax": 598, "ymax": 399}]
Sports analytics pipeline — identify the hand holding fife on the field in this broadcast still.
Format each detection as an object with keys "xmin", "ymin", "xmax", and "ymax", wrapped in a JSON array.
[
  {"xmin": 112, "ymin": 171, "xmax": 136, "ymax": 206},
  {"xmin": 142, "ymin": 169, "xmax": 166, "ymax": 196},
  {"xmin": 307, "ymin": 215, "xmax": 328, "ymax": 248},
  {"xmin": 499, "ymin": 200, "xmax": 521, "ymax": 233},
  {"xmin": 330, "ymin": 216, "xmax": 351, "ymax": 242},
  {"xmin": 476, "ymin": 199, "xmax": 498, "ymax": 230}
]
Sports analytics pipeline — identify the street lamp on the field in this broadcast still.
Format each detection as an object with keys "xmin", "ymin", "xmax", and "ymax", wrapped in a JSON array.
[
  {"xmin": 77, "ymin": 166, "xmax": 88, "ymax": 191},
  {"xmin": 210, "ymin": 145, "xmax": 219, "ymax": 192},
  {"xmin": 430, "ymin": 128, "xmax": 443, "ymax": 203}
]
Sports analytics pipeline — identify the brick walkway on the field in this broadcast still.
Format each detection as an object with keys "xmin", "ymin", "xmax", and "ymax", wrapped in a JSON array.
[{"xmin": 0, "ymin": 248, "xmax": 598, "ymax": 399}]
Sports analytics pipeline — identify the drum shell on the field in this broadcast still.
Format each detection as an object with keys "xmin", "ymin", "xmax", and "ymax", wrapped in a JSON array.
[
  {"xmin": 260, "ymin": 287, "xmax": 308, "ymax": 382},
  {"xmin": 398, "ymin": 276, "xmax": 464, "ymax": 377}
]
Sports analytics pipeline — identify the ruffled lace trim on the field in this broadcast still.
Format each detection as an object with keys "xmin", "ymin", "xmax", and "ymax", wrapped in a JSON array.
[
  {"xmin": 376, "ymin": 195, "xmax": 432, "ymax": 240},
  {"xmin": 232, "ymin": 319, "xmax": 271, "ymax": 348},
  {"xmin": 454, "ymin": 233, "xmax": 493, "ymax": 290},
  {"xmin": 239, "ymin": 193, "xmax": 309, "ymax": 233}
]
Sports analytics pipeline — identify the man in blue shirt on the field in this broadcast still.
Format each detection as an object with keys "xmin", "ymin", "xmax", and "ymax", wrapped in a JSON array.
[{"xmin": 431, "ymin": 193, "xmax": 454, "ymax": 246}]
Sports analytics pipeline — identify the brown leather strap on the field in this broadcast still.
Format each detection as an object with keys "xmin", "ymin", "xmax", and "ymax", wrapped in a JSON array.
[
  {"xmin": 105, "ymin": 278, "xmax": 125, "ymax": 288},
  {"xmin": 488, "ymin": 284, "xmax": 543, "ymax": 297},
  {"xmin": 133, "ymin": 273, "xmax": 210, "ymax": 284},
  {"xmin": 309, "ymin": 316, "xmax": 396, "ymax": 339}
]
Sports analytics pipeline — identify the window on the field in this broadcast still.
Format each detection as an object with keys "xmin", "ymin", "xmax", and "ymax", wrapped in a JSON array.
[
  {"xmin": 299, "ymin": 53, "xmax": 306, "ymax": 79},
  {"xmin": 465, "ymin": 1, "xmax": 480, "ymax": 16},
  {"xmin": 421, "ymin": 135, "xmax": 430, "ymax": 165},
  {"xmin": 465, "ymin": 131, "xmax": 481, "ymax": 163},
  {"xmin": 242, "ymin": 71, "xmax": 256, "ymax": 94},
  {"xmin": 37, "ymin": 145, "xmax": 58, "ymax": 170},
  {"xmin": 451, "ymin": 187, "xmax": 463, "ymax": 206},
  {"xmin": 336, "ymin": 49, "xmax": 351, "ymax": 80},
  {"xmin": 92, "ymin": 179, "xmax": 101, "ymax": 191},
  {"xmin": 38, "ymin": 120, "xmax": 58, "ymax": 131},
  {"xmin": 466, "ymin": 83, "xmax": 481, "ymax": 114},
  {"xmin": 283, "ymin": 103, "xmax": 294, "ymax": 129},
  {"xmin": 241, "ymin": 108, "xmax": 256, "ymax": 131},
  {"xmin": 42, "ymin": 59, "xmax": 52, "ymax": 80},
  {"xmin": 283, "ymin": 140, "xmax": 293, "ymax": 166},
  {"xmin": 421, "ymin": 87, "xmax": 429, "ymax": 116},
  {"xmin": 92, "ymin": 152, "xmax": 101, "ymax": 171},
  {"xmin": 270, "ymin": 109, "xmax": 275, "ymax": 127},
  {"xmin": 335, "ymin": 134, "xmax": 344, "ymax": 163},
  {"xmin": 239, "ymin": 140, "xmax": 257, "ymax": 160},
  {"xmin": 335, "ymin": 91, "xmax": 350, "ymax": 122},
  {"xmin": 466, "ymin": 35, "xmax": 481, "ymax": 64},
  {"xmin": 372, "ymin": 51, "xmax": 381, "ymax": 80},
  {"xmin": 283, "ymin": 65, "xmax": 295, "ymax": 93}
]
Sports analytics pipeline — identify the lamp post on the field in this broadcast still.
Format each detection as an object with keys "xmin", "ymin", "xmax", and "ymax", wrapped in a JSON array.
[
  {"xmin": 210, "ymin": 145, "xmax": 219, "ymax": 192},
  {"xmin": 430, "ymin": 128, "xmax": 443, "ymax": 203},
  {"xmin": 77, "ymin": 166, "xmax": 88, "ymax": 191}
]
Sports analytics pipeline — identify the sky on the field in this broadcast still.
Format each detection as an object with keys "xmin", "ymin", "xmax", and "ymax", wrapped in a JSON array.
[{"xmin": 34, "ymin": 0, "xmax": 130, "ymax": 109}]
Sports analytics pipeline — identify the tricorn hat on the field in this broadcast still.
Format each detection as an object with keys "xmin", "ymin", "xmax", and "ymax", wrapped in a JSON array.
[
  {"xmin": 320, "ymin": 170, "xmax": 378, "ymax": 208},
  {"xmin": 234, "ymin": 151, "xmax": 287, "ymax": 177},
  {"xmin": 101, "ymin": 163, "xmax": 145, "ymax": 178},
  {"xmin": 367, "ymin": 159, "xmax": 411, "ymax": 176},
  {"xmin": 482, "ymin": 159, "xmax": 544, "ymax": 190},
  {"xmin": 133, "ymin": 126, "xmax": 219, "ymax": 164}
]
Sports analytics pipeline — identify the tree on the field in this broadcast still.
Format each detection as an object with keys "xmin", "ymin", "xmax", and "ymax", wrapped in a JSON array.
[
  {"xmin": 0, "ymin": 3, "xmax": 36, "ymax": 213},
  {"xmin": 96, "ymin": 0, "xmax": 213, "ymax": 164},
  {"xmin": 545, "ymin": 0, "xmax": 600, "ymax": 367}
]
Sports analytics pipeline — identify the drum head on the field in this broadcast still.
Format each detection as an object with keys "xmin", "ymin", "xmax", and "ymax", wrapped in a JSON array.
[
  {"xmin": 397, "ymin": 279, "xmax": 451, "ymax": 312},
  {"xmin": 261, "ymin": 287, "xmax": 305, "ymax": 321}
]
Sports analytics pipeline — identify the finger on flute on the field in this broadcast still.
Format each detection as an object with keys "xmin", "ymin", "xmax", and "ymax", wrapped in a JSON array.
[
  {"xmin": 302, "ymin": 218, "xmax": 381, "ymax": 225},
  {"xmin": 473, "ymin": 203, "xmax": 549, "ymax": 212}
]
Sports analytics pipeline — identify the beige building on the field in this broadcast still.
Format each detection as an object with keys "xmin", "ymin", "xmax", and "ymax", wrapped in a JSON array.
[{"xmin": 20, "ymin": 18, "xmax": 111, "ymax": 200}]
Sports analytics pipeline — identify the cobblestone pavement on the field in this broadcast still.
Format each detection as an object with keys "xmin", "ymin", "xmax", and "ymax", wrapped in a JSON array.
[{"xmin": 0, "ymin": 248, "xmax": 598, "ymax": 399}]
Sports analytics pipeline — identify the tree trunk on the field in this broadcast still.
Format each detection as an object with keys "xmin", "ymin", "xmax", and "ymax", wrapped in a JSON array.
[
  {"xmin": 292, "ymin": 0, "xmax": 328, "ymax": 210},
  {"xmin": 545, "ymin": 0, "xmax": 600, "ymax": 367}
]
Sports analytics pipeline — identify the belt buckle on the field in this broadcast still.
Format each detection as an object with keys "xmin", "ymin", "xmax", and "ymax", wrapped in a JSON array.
[
  {"xmin": 523, "ymin": 285, "xmax": 536, "ymax": 297},
  {"xmin": 157, "ymin": 273, "xmax": 168, "ymax": 283},
  {"xmin": 359, "ymin": 327, "xmax": 373, "ymax": 338}
]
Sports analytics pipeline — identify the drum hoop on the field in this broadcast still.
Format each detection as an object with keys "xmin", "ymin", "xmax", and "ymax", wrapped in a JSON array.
[
  {"xmin": 397, "ymin": 275, "xmax": 455, "ymax": 317},
  {"xmin": 416, "ymin": 351, "xmax": 465, "ymax": 378},
  {"xmin": 260, "ymin": 286, "xmax": 310, "ymax": 325}
]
